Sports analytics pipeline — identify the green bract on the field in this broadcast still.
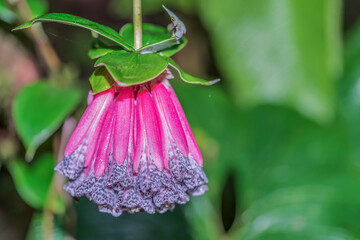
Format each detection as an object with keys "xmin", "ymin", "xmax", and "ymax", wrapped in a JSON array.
[
  {"xmin": 94, "ymin": 50, "xmax": 168, "ymax": 87},
  {"xmin": 89, "ymin": 67, "xmax": 114, "ymax": 94},
  {"xmin": 13, "ymin": 7, "xmax": 220, "ymax": 94}
]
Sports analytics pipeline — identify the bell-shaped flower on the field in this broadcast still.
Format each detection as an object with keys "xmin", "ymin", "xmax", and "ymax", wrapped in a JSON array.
[{"xmin": 55, "ymin": 70, "xmax": 208, "ymax": 216}]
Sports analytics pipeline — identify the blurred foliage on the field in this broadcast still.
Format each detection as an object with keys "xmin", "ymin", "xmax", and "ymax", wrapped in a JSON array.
[
  {"xmin": 9, "ymin": 153, "xmax": 54, "ymax": 210},
  {"xmin": 26, "ymin": 212, "xmax": 65, "ymax": 240},
  {"xmin": 108, "ymin": 0, "xmax": 195, "ymax": 17},
  {"xmin": 75, "ymin": 199, "xmax": 191, "ymax": 240},
  {"xmin": 26, "ymin": 0, "xmax": 48, "ymax": 18},
  {"xmin": 1, "ymin": 0, "xmax": 360, "ymax": 240},
  {"xmin": 198, "ymin": 0, "xmax": 342, "ymax": 124},
  {"xmin": 13, "ymin": 82, "xmax": 81, "ymax": 160}
]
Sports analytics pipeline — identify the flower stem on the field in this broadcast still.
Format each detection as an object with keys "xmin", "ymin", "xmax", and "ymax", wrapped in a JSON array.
[{"xmin": 133, "ymin": 0, "xmax": 142, "ymax": 50}]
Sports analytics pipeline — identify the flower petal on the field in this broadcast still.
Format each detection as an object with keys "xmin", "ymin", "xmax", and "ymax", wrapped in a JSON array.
[
  {"xmin": 113, "ymin": 88, "xmax": 134, "ymax": 165},
  {"xmin": 94, "ymin": 105, "xmax": 115, "ymax": 178},
  {"xmin": 139, "ymin": 89, "xmax": 164, "ymax": 170},
  {"xmin": 83, "ymin": 89, "xmax": 115, "ymax": 168},
  {"xmin": 153, "ymin": 82, "xmax": 189, "ymax": 156},
  {"xmin": 164, "ymin": 81, "xmax": 203, "ymax": 166},
  {"xmin": 134, "ymin": 94, "xmax": 144, "ymax": 172},
  {"xmin": 65, "ymin": 89, "xmax": 114, "ymax": 157},
  {"xmin": 87, "ymin": 90, "xmax": 94, "ymax": 105}
]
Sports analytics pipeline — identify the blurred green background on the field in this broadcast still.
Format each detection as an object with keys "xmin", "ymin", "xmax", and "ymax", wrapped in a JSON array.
[{"xmin": 1, "ymin": 0, "xmax": 360, "ymax": 239}]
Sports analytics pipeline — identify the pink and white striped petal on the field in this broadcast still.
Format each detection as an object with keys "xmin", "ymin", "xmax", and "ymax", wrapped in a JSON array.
[
  {"xmin": 139, "ymin": 89, "xmax": 165, "ymax": 171},
  {"xmin": 133, "ymin": 93, "xmax": 145, "ymax": 173},
  {"xmin": 152, "ymin": 82, "xmax": 189, "ymax": 156},
  {"xmin": 94, "ymin": 105, "xmax": 115, "ymax": 178},
  {"xmin": 164, "ymin": 81, "xmax": 203, "ymax": 166},
  {"xmin": 84, "ymin": 90, "xmax": 115, "ymax": 168},
  {"xmin": 65, "ymin": 89, "xmax": 114, "ymax": 157},
  {"xmin": 113, "ymin": 88, "xmax": 134, "ymax": 165}
]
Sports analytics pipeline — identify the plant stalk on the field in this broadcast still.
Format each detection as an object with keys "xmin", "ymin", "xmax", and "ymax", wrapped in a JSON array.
[{"xmin": 133, "ymin": 0, "xmax": 142, "ymax": 50}]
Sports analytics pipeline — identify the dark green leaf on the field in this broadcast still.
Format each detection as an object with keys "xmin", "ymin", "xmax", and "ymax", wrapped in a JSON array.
[
  {"xmin": 88, "ymin": 46, "xmax": 122, "ymax": 59},
  {"xmin": 94, "ymin": 50, "xmax": 168, "ymax": 86},
  {"xmin": 160, "ymin": 37, "xmax": 187, "ymax": 57},
  {"xmin": 120, "ymin": 23, "xmax": 170, "ymax": 46},
  {"xmin": 168, "ymin": 58, "xmax": 220, "ymax": 85},
  {"xmin": 89, "ymin": 67, "xmax": 114, "ymax": 94},
  {"xmin": 199, "ymin": 0, "xmax": 342, "ymax": 123},
  {"xmin": 8, "ymin": 153, "xmax": 57, "ymax": 210},
  {"xmin": 13, "ymin": 82, "xmax": 81, "ymax": 160},
  {"xmin": 13, "ymin": 13, "xmax": 134, "ymax": 51},
  {"xmin": 138, "ymin": 37, "xmax": 180, "ymax": 53},
  {"xmin": 26, "ymin": 212, "xmax": 65, "ymax": 240}
]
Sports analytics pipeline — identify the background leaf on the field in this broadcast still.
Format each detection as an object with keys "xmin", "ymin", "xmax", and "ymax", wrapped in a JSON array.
[
  {"xmin": 26, "ymin": 212, "xmax": 65, "ymax": 240},
  {"xmin": 26, "ymin": 0, "xmax": 48, "ymax": 18},
  {"xmin": 8, "ymin": 153, "xmax": 62, "ymax": 210},
  {"xmin": 198, "ymin": 0, "xmax": 342, "ymax": 123},
  {"xmin": 0, "ymin": 0, "xmax": 15, "ymax": 23},
  {"xmin": 13, "ymin": 82, "xmax": 81, "ymax": 160}
]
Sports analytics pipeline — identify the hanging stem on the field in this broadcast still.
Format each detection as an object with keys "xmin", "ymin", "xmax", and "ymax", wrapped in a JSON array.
[{"xmin": 133, "ymin": 0, "xmax": 142, "ymax": 50}]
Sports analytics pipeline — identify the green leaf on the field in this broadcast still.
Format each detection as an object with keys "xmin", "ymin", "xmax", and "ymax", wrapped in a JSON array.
[
  {"xmin": 168, "ymin": 58, "xmax": 220, "ymax": 85},
  {"xmin": 120, "ymin": 23, "xmax": 170, "ymax": 46},
  {"xmin": 88, "ymin": 46, "xmax": 121, "ymax": 59},
  {"xmin": 26, "ymin": 212, "xmax": 65, "ymax": 240},
  {"xmin": 8, "ymin": 153, "xmax": 53, "ymax": 209},
  {"xmin": 138, "ymin": 37, "xmax": 181, "ymax": 53},
  {"xmin": 89, "ymin": 67, "xmax": 114, "ymax": 94},
  {"xmin": 119, "ymin": 23, "xmax": 187, "ymax": 55},
  {"xmin": 338, "ymin": 21, "xmax": 360, "ymax": 165},
  {"xmin": 13, "ymin": 82, "xmax": 81, "ymax": 160},
  {"xmin": 26, "ymin": 0, "xmax": 48, "ymax": 18},
  {"xmin": 13, "ymin": 13, "xmax": 134, "ymax": 51},
  {"xmin": 160, "ymin": 37, "xmax": 187, "ymax": 57},
  {"xmin": 199, "ymin": 0, "xmax": 342, "ymax": 123},
  {"xmin": 94, "ymin": 50, "xmax": 168, "ymax": 86}
]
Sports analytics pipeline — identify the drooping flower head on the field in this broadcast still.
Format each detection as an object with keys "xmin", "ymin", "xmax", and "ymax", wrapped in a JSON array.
[
  {"xmin": 56, "ymin": 70, "xmax": 209, "ymax": 215},
  {"xmin": 14, "ymin": 6, "xmax": 219, "ymax": 216}
]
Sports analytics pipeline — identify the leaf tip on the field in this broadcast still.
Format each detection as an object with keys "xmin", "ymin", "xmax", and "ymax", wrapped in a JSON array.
[
  {"xmin": 207, "ymin": 78, "xmax": 221, "ymax": 86},
  {"xmin": 25, "ymin": 149, "xmax": 35, "ymax": 162},
  {"xmin": 12, "ymin": 22, "xmax": 32, "ymax": 31}
]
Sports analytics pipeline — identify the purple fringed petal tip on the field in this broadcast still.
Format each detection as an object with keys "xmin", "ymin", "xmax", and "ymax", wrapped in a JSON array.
[{"xmin": 55, "ymin": 69, "xmax": 208, "ymax": 216}]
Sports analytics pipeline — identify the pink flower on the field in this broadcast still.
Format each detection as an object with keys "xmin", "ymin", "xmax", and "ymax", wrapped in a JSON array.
[{"xmin": 55, "ymin": 70, "xmax": 208, "ymax": 216}]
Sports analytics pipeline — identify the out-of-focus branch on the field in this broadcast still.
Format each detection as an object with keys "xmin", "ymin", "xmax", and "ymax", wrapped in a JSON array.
[{"xmin": 10, "ymin": 0, "xmax": 62, "ymax": 73}]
